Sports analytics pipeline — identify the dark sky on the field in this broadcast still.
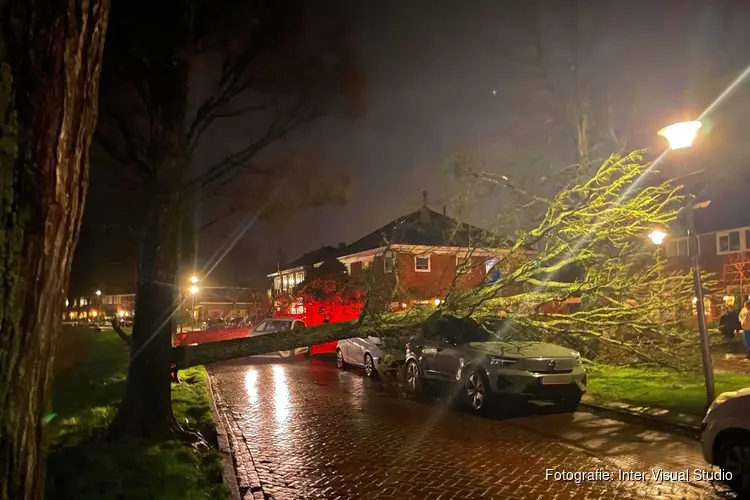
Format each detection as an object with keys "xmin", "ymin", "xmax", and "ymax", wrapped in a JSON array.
[{"xmin": 71, "ymin": 0, "xmax": 750, "ymax": 293}]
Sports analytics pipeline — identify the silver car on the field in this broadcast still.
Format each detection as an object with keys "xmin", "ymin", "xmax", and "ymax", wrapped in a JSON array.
[
  {"xmin": 336, "ymin": 335, "xmax": 405, "ymax": 377},
  {"xmin": 404, "ymin": 319, "xmax": 587, "ymax": 412},
  {"xmin": 250, "ymin": 318, "xmax": 310, "ymax": 358}
]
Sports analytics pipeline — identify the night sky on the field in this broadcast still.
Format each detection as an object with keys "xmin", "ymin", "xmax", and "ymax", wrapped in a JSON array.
[{"xmin": 70, "ymin": 0, "xmax": 750, "ymax": 294}]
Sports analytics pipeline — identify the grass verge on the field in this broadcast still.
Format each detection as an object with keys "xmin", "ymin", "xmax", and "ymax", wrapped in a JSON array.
[
  {"xmin": 587, "ymin": 364, "xmax": 750, "ymax": 416},
  {"xmin": 45, "ymin": 326, "xmax": 226, "ymax": 500}
]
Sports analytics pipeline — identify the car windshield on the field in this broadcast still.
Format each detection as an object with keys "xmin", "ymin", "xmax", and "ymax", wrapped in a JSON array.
[
  {"xmin": 481, "ymin": 318, "xmax": 524, "ymax": 341},
  {"xmin": 268, "ymin": 320, "xmax": 292, "ymax": 331}
]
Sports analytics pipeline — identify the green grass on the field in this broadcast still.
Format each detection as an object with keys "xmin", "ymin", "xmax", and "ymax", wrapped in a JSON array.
[
  {"xmin": 587, "ymin": 365, "xmax": 750, "ymax": 416},
  {"xmin": 45, "ymin": 327, "xmax": 226, "ymax": 500}
]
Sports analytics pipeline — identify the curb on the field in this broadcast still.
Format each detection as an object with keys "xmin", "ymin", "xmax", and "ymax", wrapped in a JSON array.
[
  {"xmin": 581, "ymin": 401, "xmax": 701, "ymax": 438},
  {"xmin": 205, "ymin": 367, "xmax": 242, "ymax": 500}
]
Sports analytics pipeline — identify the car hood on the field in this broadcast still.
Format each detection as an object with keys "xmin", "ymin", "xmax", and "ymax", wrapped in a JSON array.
[{"xmin": 463, "ymin": 341, "xmax": 577, "ymax": 359}]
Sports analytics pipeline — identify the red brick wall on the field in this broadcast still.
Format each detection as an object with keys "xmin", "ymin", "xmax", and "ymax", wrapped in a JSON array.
[{"xmin": 395, "ymin": 253, "xmax": 487, "ymax": 299}]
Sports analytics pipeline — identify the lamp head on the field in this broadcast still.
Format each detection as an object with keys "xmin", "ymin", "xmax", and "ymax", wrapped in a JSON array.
[{"xmin": 657, "ymin": 120, "xmax": 702, "ymax": 150}]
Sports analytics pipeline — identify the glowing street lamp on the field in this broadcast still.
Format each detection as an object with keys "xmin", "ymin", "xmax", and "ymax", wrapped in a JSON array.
[
  {"xmin": 189, "ymin": 285, "xmax": 199, "ymax": 295},
  {"xmin": 657, "ymin": 120, "xmax": 702, "ymax": 150},
  {"xmin": 190, "ymin": 275, "xmax": 199, "ymax": 285},
  {"xmin": 95, "ymin": 290, "xmax": 101, "ymax": 296},
  {"xmin": 657, "ymin": 118, "xmax": 715, "ymax": 407},
  {"xmin": 648, "ymin": 229, "xmax": 667, "ymax": 246}
]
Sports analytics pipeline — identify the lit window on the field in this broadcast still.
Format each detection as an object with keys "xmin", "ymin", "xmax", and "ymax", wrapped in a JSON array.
[
  {"xmin": 282, "ymin": 275, "xmax": 289, "ymax": 290},
  {"xmin": 296, "ymin": 271, "xmax": 304, "ymax": 284},
  {"xmin": 274, "ymin": 277, "xmax": 281, "ymax": 290},
  {"xmin": 362, "ymin": 260, "xmax": 370, "ymax": 269},
  {"xmin": 345, "ymin": 263, "xmax": 352, "ymax": 275},
  {"xmin": 415, "ymin": 256, "xmax": 430, "ymax": 272}
]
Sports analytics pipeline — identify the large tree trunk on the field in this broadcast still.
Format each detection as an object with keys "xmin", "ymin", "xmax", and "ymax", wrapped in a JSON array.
[
  {"xmin": 108, "ymin": 1, "xmax": 191, "ymax": 439},
  {"xmin": 0, "ymin": 2, "xmax": 108, "ymax": 499}
]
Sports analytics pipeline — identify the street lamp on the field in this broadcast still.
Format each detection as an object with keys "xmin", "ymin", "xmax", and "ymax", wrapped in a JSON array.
[
  {"xmin": 648, "ymin": 229, "xmax": 667, "ymax": 246},
  {"xmin": 190, "ymin": 275, "xmax": 199, "ymax": 285},
  {"xmin": 657, "ymin": 119, "xmax": 715, "ymax": 407}
]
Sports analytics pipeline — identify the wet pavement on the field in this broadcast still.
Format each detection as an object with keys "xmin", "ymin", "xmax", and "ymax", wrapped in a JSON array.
[{"xmin": 208, "ymin": 356, "xmax": 733, "ymax": 500}]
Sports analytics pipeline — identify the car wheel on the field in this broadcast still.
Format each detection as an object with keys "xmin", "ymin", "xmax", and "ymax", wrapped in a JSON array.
[
  {"xmin": 466, "ymin": 370, "xmax": 489, "ymax": 413},
  {"xmin": 718, "ymin": 434, "xmax": 750, "ymax": 496},
  {"xmin": 405, "ymin": 360, "xmax": 422, "ymax": 394},
  {"xmin": 364, "ymin": 353, "xmax": 377, "ymax": 378},
  {"xmin": 336, "ymin": 348, "xmax": 346, "ymax": 369}
]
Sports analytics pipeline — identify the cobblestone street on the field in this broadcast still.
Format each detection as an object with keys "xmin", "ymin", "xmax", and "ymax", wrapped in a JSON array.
[{"xmin": 209, "ymin": 356, "xmax": 733, "ymax": 500}]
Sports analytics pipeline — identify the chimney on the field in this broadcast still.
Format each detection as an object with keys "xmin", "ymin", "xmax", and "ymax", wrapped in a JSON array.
[
  {"xmin": 420, "ymin": 190, "xmax": 431, "ymax": 224},
  {"xmin": 338, "ymin": 242, "xmax": 346, "ymax": 249}
]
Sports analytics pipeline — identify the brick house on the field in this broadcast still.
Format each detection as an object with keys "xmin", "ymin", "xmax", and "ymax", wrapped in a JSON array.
[
  {"xmin": 269, "ymin": 200, "xmax": 513, "ymax": 314},
  {"xmin": 662, "ymin": 205, "xmax": 750, "ymax": 318}
]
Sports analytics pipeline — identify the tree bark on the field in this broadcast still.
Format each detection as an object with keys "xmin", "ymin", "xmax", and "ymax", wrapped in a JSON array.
[
  {"xmin": 0, "ymin": 2, "xmax": 108, "ymax": 500},
  {"xmin": 173, "ymin": 320, "xmax": 422, "ymax": 369},
  {"xmin": 107, "ymin": 0, "xmax": 191, "ymax": 440}
]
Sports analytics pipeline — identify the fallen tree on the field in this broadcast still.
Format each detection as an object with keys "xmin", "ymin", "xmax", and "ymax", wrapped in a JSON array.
[{"xmin": 172, "ymin": 152, "xmax": 700, "ymax": 369}]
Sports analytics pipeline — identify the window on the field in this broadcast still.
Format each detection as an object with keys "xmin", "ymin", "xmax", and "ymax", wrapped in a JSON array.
[
  {"xmin": 274, "ymin": 277, "xmax": 281, "ymax": 290},
  {"xmin": 718, "ymin": 230, "xmax": 742, "ymax": 254},
  {"xmin": 415, "ymin": 255, "xmax": 430, "ymax": 272},
  {"xmin": 384, "ymin": 252, "xmax": 395, "ymax": 273},
  {"xmin": 282, "ymin": 274, "xmax": 289, "ymax": 291},
  {"xmin": 456, "ymin": 256, "xmax": 470, "ymax": 271},
  {"xmin": 295, "ymin": 271, "xmax": 304, "ymax": 284},
  {"xmin": 362, "ymin": 260, "xmax": 370, "ymax": 270},
  {"xmin": 345, "ymin": 263, "xmax": 352, "ymax": 275},
  {"xmin": 665, "ymin": 238, "xmax": 689, "ymax": 258}
]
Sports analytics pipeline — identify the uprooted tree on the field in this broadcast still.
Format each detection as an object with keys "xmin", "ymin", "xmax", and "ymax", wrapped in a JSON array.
[
  {"xmin": 96, "ymin": 0, "xmax": 362, "ymax": 439},
  {"xmin": 175, "ymin": 151, "xmax": 699, "ymax": 369},
  {"xmin": 0, "ymin": 1, "xmax": 109, "ymax": 499}
]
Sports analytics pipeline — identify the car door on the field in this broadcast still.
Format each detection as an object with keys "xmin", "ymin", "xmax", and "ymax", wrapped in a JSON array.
[
  {"xmin": 418, "ymin": 335, "xmax": 451, "ymax": 381},
  {"xmin": 434, "ymin": 331, "xmax": 465, "ymax": 382},
  {"xmin": 347, "ymin": 336, "xmax": 366, "ymax": 367}
]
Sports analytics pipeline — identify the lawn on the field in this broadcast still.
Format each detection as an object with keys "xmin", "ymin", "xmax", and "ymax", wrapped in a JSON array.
[
  {"xmin": 45, "ymin": 326, "xmax": 226, "ymax": 500},
  {"xmin": 587, "ymin": 364, "xmax": 750, "ymax": 416}
]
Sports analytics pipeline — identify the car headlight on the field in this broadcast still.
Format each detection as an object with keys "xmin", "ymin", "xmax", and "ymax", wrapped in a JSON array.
[
  {"xmin": 488, "ymin": 355, "xmax": 518, "ymax": 367},
  {"xmin": 571, "ymin": 351, "xmax": 582, "ymax": 364}
]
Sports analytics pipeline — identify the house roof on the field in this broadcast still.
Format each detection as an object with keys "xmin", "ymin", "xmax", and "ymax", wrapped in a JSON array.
[
  {"xmin": 340, "ymin": 208, "xmax": 503, "ymax": 256},
  {"xmin": 286, "ymin": 245, "xmax": 342, "ymax": 268}
]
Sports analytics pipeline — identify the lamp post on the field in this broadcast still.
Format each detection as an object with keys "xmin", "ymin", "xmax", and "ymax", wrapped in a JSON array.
[
  {"xmin": 657, "ymin": 119, "xmax": 715, "ymax": 407},
  {"xmin": 189, "ymin": 284, "xmax": 199, "ymax": 329},
  {"xmin": 95, "ymin": 289, "xmax": 102, "ymax": 326}
]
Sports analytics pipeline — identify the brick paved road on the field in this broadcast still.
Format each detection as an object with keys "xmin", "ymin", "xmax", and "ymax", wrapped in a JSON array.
[{"xmin": 209, "ymin": 357, "xmax": 734, "ymax": 500}]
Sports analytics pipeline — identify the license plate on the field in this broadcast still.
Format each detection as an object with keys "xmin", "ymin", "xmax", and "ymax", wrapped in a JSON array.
[{"xmin": 541, "ymin": 374, "xmax": 572, "ymax": 385}]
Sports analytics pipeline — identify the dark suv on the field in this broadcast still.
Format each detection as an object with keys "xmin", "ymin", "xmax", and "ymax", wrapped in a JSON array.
[{"xmin": 404, "ymin": 320, "xmax": 586, "ymax": 413}]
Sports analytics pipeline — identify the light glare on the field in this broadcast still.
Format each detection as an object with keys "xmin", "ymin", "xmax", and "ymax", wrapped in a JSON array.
[{"xmin": 657, "ymin": 121, "xmax": 702, "ymax": 150}]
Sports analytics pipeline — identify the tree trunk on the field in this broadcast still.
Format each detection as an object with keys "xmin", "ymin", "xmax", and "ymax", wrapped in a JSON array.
[
  {"xmin": 108, "ymin": 1, "xmax": 191, "ymax": 439},
  {"xmin": 0, "ymin": 2, "xmax": 108, "ymax": 500}
]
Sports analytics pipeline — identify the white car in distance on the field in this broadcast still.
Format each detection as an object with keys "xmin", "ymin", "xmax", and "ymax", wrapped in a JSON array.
[
  {"xmin": 250, "ymin": 318, "xmax": 310, "ymax": 359},
  {"xmin": 701, "ymin": 387, "xmax": 750, "ymax": 496},
  {"xmin": 336, "ymin": 335, "xmax": 404, "ymax": 377}
]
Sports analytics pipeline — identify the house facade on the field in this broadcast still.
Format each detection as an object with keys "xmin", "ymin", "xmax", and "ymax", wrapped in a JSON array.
[
  {"xmin": 663, "ymin": 211, "xmax": 750, "ymax": 316},
  {"xmin": 268, "ymin": 202, "xmax": 512, "ymax": 319}
]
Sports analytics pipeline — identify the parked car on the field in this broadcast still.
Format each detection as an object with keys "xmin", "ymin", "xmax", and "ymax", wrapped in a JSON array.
[
  {"xmin": 403, "ymin": 318, "xmax": 586, "ymax": 413},
  {"xmin": 250, "ymin": 318, "xmax": 310, "ymax": 358},
  {"xmin": 201, "ymin": 318, "xmax": 226, "ymax": 331},
  {"xmin": 701, "ymin": 388, "xmax": 750, "ymax": 496},
  {"xmin": 336, "ymin": 335, "xmax": 406, "ymax": 377}
]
